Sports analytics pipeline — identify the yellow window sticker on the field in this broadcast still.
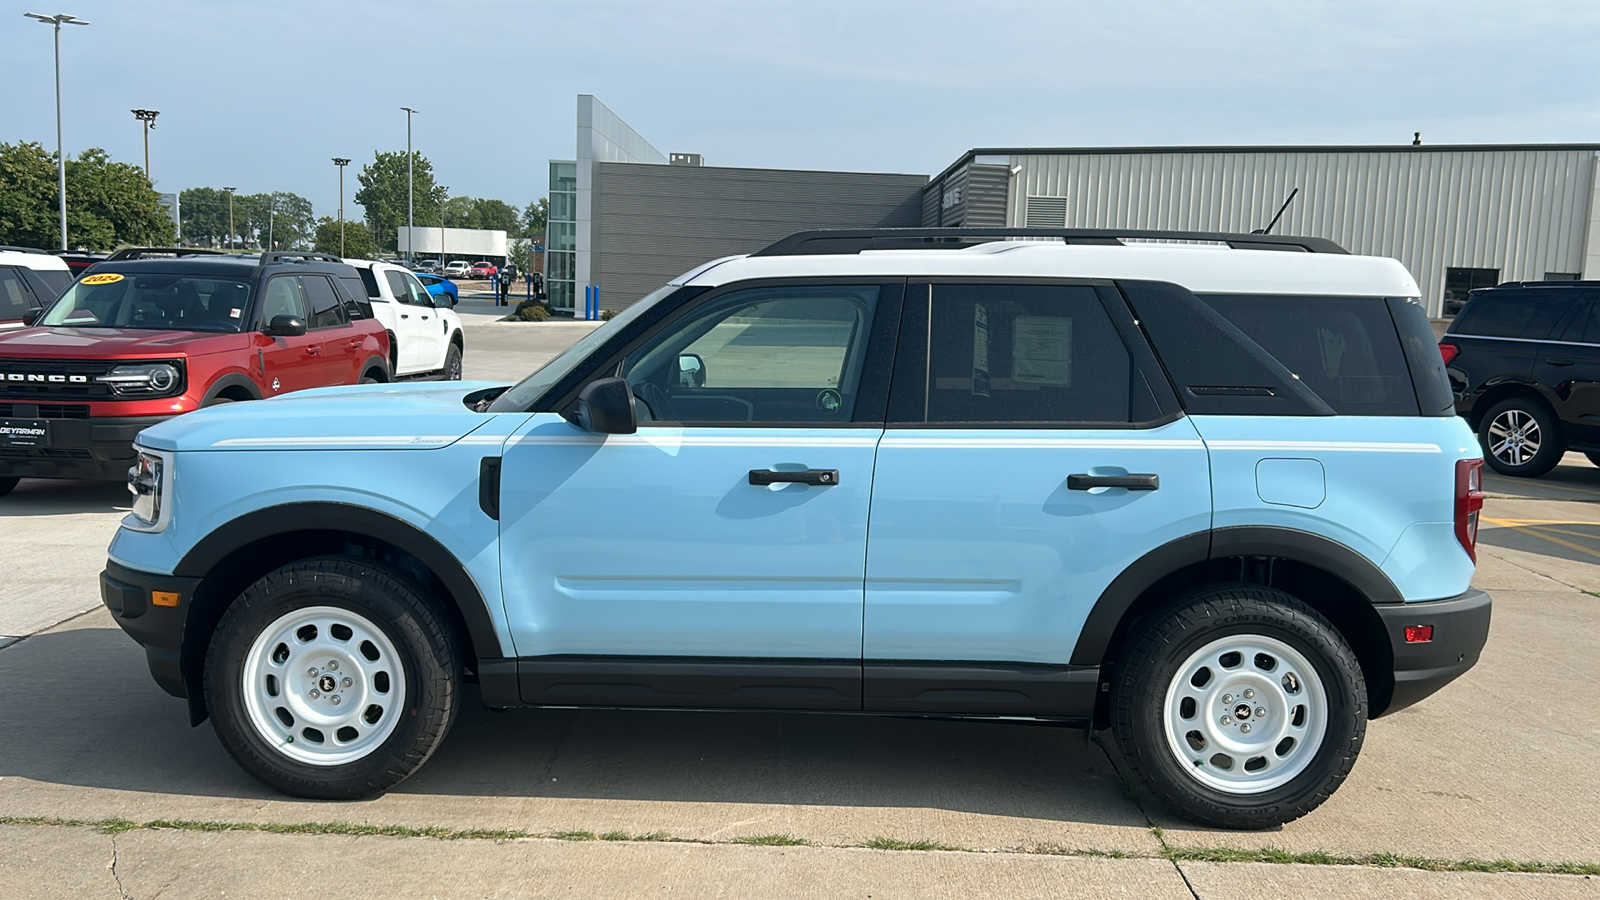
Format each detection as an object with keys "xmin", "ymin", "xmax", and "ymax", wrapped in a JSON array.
[{"xmin": 81, "ymin": 273, "xmax": 124, "ymax": 285}]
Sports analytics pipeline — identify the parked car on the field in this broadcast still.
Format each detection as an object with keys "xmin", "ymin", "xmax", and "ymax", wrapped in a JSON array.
[
  {"xmin": 1440, "ymin": 279, "xmax": 1600, "ymax": 477},
  {"xmin": 412, "ymin": 259, "xmax": 442, "ymax": 275},
  {"xmin": 0, "ymin": 250, "xmax": 389, "ymax": 496},
  {"xmin": 48, "ymin": 249, "xmax": 110, "ymax": 276},
  {"xmin": 0, "ymin": 247, "xmax": 73, "ymax": 332},
  {"xmin": 100, "ymin": 228, "xmax": 1487, "ymax": 830},
  {"xmin": 443, "ymin": 260, "xmax": 473, "ymax": 280},
  {"xmin": 470, "ymin": 261, "xmax": 497, "ymax": 280},
  {"xmin": 344, "ymin": 259, "xmax": 465, "ymax": 380},
  {"xmin": 414, "ymin": 273, "xmax": 459, "ymax": 306}
]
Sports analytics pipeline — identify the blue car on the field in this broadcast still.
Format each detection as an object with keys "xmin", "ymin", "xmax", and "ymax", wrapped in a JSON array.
[
  {"xmin": 414, "ymin": 272, "xmax": 458, "ymax": 306},
  {"xmin": 99, "ymin": 227, "xmax": 1488, "ymax": 829}
]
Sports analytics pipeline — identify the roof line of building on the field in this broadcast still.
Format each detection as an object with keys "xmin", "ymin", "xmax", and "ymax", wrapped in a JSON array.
[{"xmin": 932, "ymin": 142, "xmax": 1600, "ymax": 186}]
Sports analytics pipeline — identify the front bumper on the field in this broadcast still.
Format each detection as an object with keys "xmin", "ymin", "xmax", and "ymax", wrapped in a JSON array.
[
  {"xmin": 0, "ymin": 414, "xmax": 173, "ymax": 481},
  {"xmin": 101, "ymin": 559, "xmax": 200, "ymax": 702},
  {"xmin": 1375, "ymin": 588, "xmax": 1492, "ymax": 715}
]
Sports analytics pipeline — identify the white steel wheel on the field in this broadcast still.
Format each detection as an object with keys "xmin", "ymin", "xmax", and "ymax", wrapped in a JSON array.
[
  {"xmin": 1486, "ymin": 408, "xmax": 1541, "ymax": 468},
  {"xmin": 1161, "ymin": 634, "xmax": 1328, "ymax": 794},
  {"xmin": 241, "ymin": 605, "xmax": 406, "ymax": 767}
]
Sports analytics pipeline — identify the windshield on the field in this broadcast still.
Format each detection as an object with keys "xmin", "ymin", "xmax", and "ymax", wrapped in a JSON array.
[
  {"xmin": 43, "ymin": 272, "xmax": 253, "ymax": 333},
  {"xmin": 488, "ymin": 283, "xmax": 681, "ymax": 412}
]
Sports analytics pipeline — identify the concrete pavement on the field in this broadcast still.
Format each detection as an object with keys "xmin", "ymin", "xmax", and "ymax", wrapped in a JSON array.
[{"xmin": 4, "ymin": 320, "xmax": 1600, "ymax": 896}]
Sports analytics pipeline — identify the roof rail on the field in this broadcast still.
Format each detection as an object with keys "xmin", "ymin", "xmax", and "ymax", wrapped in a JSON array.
[
  {"xmin": 104, "ymin": 247, "xmax": 227, "ymax": 261},
  {"xmin": 750, "ymin": 228, "xmax": 1349, "ymax": 257},
  {"xmin": 0, "ymin": 245, "xmax": 49, "ymax": 255},
  {"xmin": 259, "ymin": 251, "xmax": 344, "ymax": 265}
]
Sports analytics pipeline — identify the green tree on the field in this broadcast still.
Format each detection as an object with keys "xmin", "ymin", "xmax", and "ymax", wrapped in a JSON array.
[
  {"xmin": 355, "ymin": 151, "xmax": 442, "ymax": 251},
  {"xmin": 521, "ymin": 197, "xmax": 548, "ymax": 236},
  {"xmin": 0, "ymin": 142, "xmax": 171, "ymax": 249},
  {"xmin": 474, "ymin": 198, "xmax": 521, "ymax": 237},
  {"xmin": 313, "ymin": 217, "xmax": 376, "ymax": 259},
  {"xmin": 441, "ymin": 195, "xmax": 477, "ymax": 229}
]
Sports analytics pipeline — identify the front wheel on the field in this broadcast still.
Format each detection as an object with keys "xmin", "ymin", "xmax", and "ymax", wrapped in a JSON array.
[
  {"xmin": 442, "ymin": 343, "xmax": 462, "ymax": 381},
  {"xmin": 1111, "ymin": 584, "xmax": 1366, "ymax": 829},
  {"xmin": 204, "ymin": 556, "xmax": 460, "ymax": 799},
  {"xmin": 1478, "ymin": 397, "xmax": 1563, "ymax": 477}
]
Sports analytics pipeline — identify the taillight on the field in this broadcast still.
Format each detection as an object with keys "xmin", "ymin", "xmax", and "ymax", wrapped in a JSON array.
[
  {"xmin": 1455, "ymin": 458, "xmax": 1484, "ymax": 561},
  {"xmin": 1439, "ymin": 343, "xmax": 1459, "ymax": 365}
]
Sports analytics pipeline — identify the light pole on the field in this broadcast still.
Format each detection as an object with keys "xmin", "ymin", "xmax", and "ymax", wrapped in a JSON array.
[
  {"xmin": 401, "ymin": 106, "xmax": 416, "ymax": 260},
  {"xmin": 332, "ymin": 158, "xmax": 350, "ymax": 256},
  {"xmin": 25, "ymin": 12, "xmax": 90, "ymax": 250},
  {"xmin": 438, "ymin": 185, "xmax": 448, "ymax": 269},
  {"xmin": 223, "ymin": 186, "xmax": 236, "ymax": 251},
  {"xmin": 267, "ymin": 195, "xmax": 275, "ymax": 251},
  {"xmin": 131, "ymin": 108, "xmax": 158, "ymax": 180}
]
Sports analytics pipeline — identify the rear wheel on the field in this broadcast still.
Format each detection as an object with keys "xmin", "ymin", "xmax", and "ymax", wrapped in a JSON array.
[
  {"xmin": 1111, "ymin": 584, "xmax": 1366, "ymax": 829},
  {"xmin": 1479, "ymin": 397, "xmax": 1563, "ymax": 477},
  {"xmin": 0, "ymin": 477, "xmax": 18, "ymax": 498},
  {"xmin": 204, "ymin": 556, "xmax": 460, "ymax": 799}
]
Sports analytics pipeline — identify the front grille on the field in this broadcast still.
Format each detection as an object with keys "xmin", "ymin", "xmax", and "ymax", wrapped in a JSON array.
[
  {"xmin": 0, "ymin": 358, "xmax": 183, "ymax": 401},
  {"xmin": 0, "ymin": 403, "xmax": 91, "ymax": 419}
]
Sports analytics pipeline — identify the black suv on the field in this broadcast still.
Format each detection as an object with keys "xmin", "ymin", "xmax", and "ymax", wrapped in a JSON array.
[{"xmin": 1441, "ymin": 280, "xmax": 1600, "ymax": 476}]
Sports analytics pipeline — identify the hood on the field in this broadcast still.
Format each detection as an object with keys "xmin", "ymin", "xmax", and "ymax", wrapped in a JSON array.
[
  {"xmin": 0, "ymin": 327, "xmax": 247, "ymax": 358},
  {"xmin": 136, "ymin": 381, "xmax": 513, "ymax": 452}
]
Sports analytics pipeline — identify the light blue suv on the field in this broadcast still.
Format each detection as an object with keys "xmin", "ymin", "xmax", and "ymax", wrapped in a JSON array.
[{"xmin": 101, "ymin": 228, "xmax": 1490, "ymax": 828}]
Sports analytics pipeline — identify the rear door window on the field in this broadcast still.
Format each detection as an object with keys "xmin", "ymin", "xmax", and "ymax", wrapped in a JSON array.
[
  {"xmin": 1450, "ymin": 288, "xmax": 1575, "ymax": 340},
  {"xmin": 357, "ymin": 267, "xmax": 382, "ymax": 300},
  {"xmin": 0, "ymin": 268, "xmax": 36, "ymax": 319},
  {"xmin": 1199, "ymin": 294, "xmax": 1419, "ymax": 417}
]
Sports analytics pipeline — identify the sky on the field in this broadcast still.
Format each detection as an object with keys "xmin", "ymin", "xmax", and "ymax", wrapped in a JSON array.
[{"xmin": 3, "ymin": 0, "xmax": 1598, "ymax": 221}]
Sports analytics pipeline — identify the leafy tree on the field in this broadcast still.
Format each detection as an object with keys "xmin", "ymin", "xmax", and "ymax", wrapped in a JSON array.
[
  {"xmin": 474, "ymin": 198, "xmax": 521, "ymax": 236},
  {"xmin": 232, "ymin": 191, "xmax": 315, "ymax": 250},
  {"xmin": 441, "ymin": 195, "xmax": 477, "ymax": 229},
  {"xmin": 0, "ymin": 142, "xmax": 171, "ymax": 249},
  {"xmin": 355, "ymin": 151, "xmax": 442, "ymax": 251},
  {"xmin": 313, "ymin": 217, "xmax": 376, "ymax": 259},
  {"xmin": 177, "ymin": 187, "xmax": 232, "ymax": 246},
  {"xmin": 521, "ymin": 197, "xmax": 548, "ymax": 237}
]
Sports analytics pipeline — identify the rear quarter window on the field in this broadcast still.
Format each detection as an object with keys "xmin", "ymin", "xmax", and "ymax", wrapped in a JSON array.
[
  {"xmin": 1449, "ymin": 288, "xmax": 1574, "ymax": 340},
  {"xmin": 1199, "ymin": 294, "xmax": 1419, "ymax": 417}
]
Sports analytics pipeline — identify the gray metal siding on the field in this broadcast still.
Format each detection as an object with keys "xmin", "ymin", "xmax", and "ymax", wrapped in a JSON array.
[
  {"xmin": 595, "ymin": 163, "xmax": 927, "ymax": 308},
  {"xmin": 963, "ymin": 164, "xmax": 1010, "ymax": 227},
  {"xmin": 1008, "ymin": 148, "xmax": 1598, "ymax": 315}
]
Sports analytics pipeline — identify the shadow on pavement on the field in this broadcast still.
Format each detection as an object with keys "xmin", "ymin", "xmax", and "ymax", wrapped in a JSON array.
[
  {"xmin": 2, "ymin": 620, "xmax": 1137, "ymax": 829},
  {"xmin": 1483, "ymin": 456, "xmax": 1600, "ymax": 502},
  {"xmin": 0, "ymin": 479, "xmax": 129, "ymax": 517},
  {"xmin": 1478, "ymin": 519, "xmax": 1600, "ymax": 566}
]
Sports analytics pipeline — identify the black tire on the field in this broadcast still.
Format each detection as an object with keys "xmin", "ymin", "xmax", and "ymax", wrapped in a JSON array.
[
  {"xmin": 0, "ymin": 476, "xmax": 18, "ymax": 498},
  {"xmin": 204, "ymin": 556, "xmax": 460, "ymax": 800},
  {"xmin": 1111, "ymin": 584, "xmax": 1366, "ymax": 829},
  {"xmin": 443, "ymin": 343, "xmax": 463, "ymax": 381},
  {"xmin": 1478, "ymin": 397, "xmax": 1563, "ymax": 478}
]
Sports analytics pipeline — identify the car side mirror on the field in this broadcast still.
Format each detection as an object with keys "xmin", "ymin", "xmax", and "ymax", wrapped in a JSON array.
[
  {"xmin": 565, "ymin": 376, "xmax": 637, "ymax": 434},
  {"xmin": 677, "ymin": 353, "xmax": 706, "ymax": 388},
  {"xmin": 22, "ymin": 309, "xmax": 42, "ymax": 326},
  {"xmin": 264, "ymin": 314, "xmax": 307, "ymax": 337}
]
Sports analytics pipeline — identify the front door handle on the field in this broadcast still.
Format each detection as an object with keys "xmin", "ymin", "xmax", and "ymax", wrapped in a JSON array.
[
  {"xmin": 1546, "ymin": 359, "xmax": 1575, "ymax": 367},
  {"xmin": 749, "ymin": 468, "xmax": 839, "ymax": 486},
  {"xmin": 1067, "ymin": 473, "xmax": 1159, "ymax": 491},
  {"xmin": 304, "ymin": 345, "xmax": 321, "ymax": 357}
]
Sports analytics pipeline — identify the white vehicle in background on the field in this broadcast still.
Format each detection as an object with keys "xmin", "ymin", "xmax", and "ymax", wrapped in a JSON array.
[
  {"xmin": 343, "ymin": 259, "xmax": 465, "ymax": 380},
  {"xmin": 442, "ymin": 260, "xmax": 472, "ymax": 280}
]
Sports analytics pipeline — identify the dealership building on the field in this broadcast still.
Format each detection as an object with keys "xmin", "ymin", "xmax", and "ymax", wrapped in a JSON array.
[{"xmin": 551, "ymin": 96, "xmax": 1600, "ymax": 317}]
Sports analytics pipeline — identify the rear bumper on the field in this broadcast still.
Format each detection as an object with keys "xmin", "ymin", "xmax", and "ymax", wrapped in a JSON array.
[
  {"xmin": 101, "ymin": 559, "xmax": 199, "ymax": 701},
  {"xmin": 1375, "ymin": 588, "xmax": 1491, "ymax": 715},
  {"xmin": 0, "ymin": 414, "xmax": 173, "ymax": 481}
]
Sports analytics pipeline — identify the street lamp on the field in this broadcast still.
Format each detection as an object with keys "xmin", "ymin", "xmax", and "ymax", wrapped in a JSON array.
[
  {"xmin": 131, "ymin": 108, "xmax": 158, "ymax": 180},
  {"xmin": 332, "ymin": 158, "xmax": 350, "ymax": 256},
  {"xmin": 223, "ymin": 186, "xmax": 236, "ymax": 251},
  {"xmin": 401, "ymin": 106, "xmax": 416, "ymax": 260},
  {"xmin": 24, "ymin": 12, "xmax": 90, "ymax": 250}
]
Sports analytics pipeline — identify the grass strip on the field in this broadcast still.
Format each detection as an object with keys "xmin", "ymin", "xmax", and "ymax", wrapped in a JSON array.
[{"xmin": 3, "ymin": 815, "xmax": 1597, "ymax": 876}]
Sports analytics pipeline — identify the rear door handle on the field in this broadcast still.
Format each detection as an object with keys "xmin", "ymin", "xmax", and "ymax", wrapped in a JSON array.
[
  {"xmin": 1546, "ymin": 359, "xmax": 1575, "ymax": 367},
  {"xmin": 749, "ymin": 468, "xmax": 839, "ymax": 486},
  {"xmin": 304, "ymin": 346, "xmax": 321, "ymax": 357},
  {"xmin": 1067, "ymin": 473, "xmax": 1159, "ymax": 491}
]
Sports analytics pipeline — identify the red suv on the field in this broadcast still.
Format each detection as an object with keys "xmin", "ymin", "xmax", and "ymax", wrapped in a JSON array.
[{"xmin": 0, "ymin": 250, "xmax": 390, "ymax": 495}]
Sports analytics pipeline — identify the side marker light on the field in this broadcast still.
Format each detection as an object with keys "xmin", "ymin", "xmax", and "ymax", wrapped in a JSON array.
[{"xmin": 151, "ymin": 591, "xmax": 180, "ymax": 608}]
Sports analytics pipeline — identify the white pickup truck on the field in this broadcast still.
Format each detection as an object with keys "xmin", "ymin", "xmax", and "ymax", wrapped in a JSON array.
[{"xmin": 344, "ymin": 259, "xmax": 465, "ymax": 380}]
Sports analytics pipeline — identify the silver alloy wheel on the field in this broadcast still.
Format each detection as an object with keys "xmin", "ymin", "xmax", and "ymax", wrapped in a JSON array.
[
  {"xmin": 240, "ymin": 605, "xmax": 406, "ymax": 767},
  {"xmin": 1161, "ymin": 634, "xmax": 1328, "ymax": 794},
  {"xmin": 1487, "ymin": 408, "xmax": 1542, "ymax": 467}
]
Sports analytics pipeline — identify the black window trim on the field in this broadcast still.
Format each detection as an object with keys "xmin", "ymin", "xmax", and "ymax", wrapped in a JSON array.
[
  {"xmin": 542, "ymin": 277, "xmax": 907, "ymax": 428},
  {"xmin": 301, "ymin": 273, "xmax": 352, "ymax": 331},
  {"xmin": 884, "ymin": 276, "xmax": 1185, "ymax": 431}
]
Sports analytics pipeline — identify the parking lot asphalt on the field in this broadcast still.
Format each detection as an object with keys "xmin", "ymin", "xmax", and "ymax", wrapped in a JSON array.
[{"xmin": 2, "ymin": 317, "xmax": 1598, "ymax": 897}]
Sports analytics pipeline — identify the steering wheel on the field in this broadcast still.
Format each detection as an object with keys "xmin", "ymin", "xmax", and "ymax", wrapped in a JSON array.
[{"xmin": 632, "ymin": 381, "xmax": 676, "ymax": 423}]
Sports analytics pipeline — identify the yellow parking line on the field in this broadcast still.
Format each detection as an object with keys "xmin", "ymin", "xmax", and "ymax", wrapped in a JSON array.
[
  {"xmin": 1484, "ymin": 476, "xmax": 1600, "ymax": 499},
  {"xmin": 1478, "ymin": 518, "xmax": 1600, "ymax": 527},
  {"xmin": 1480, "ymin": 517, "xmax": 1600, "ymax": 560}
]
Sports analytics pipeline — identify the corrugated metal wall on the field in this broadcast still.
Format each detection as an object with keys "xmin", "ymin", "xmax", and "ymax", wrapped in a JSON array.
[
  {"xmin": 1002, "ymin": 148, "xmax": 1597, "ymax": 315},
  {"xmin": 595, "ymin": 163, "xmax": 927, "ymax": 308}
]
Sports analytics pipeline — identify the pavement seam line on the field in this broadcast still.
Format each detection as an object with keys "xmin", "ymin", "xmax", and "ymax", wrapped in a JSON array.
[
  {"xmin": 0, "ymin": 606, "xmax": 110, "ymax": 655},
  {"xmin": 3, "ymin": 816, "xmax": 1598, "ymax": 877},
  {"xmin": 109, "ymin": 831, "xmax": 130, "ymax": 900}
]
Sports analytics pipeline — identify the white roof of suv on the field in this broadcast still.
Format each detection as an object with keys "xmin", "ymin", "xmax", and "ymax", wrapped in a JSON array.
[
  {"xmin": 0, "ymin": 249, "xmax": 72, "ymax": 273},
  {"xmin": 684, "ymin": 240, "xmax": 1419, "ymax": 299}
]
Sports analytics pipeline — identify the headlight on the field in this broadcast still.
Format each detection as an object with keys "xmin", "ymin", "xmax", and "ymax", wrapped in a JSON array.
[
  {"xmin": 96, "ymin": 362, "xmax": 182, "ymax": 396},
  {"xmin": 127, "ymin": 450, "xmax": 165, "ymax": 528}
]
